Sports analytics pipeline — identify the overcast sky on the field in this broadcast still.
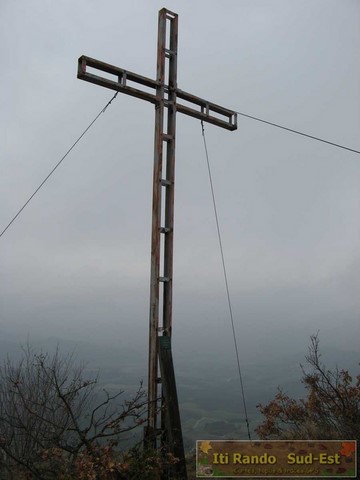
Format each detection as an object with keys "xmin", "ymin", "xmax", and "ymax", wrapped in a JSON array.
[{"xmin": 1, "ymin": 0, "xmax": 359, "ymax": 382}]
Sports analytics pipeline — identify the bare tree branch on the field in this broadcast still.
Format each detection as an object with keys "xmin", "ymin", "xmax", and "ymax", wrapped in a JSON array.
[{"xmin": 0, "ymin": 342, "xmax": 150, "ymax": 478}]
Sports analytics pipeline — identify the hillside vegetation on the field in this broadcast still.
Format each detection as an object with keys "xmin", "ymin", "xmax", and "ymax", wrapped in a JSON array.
[{"xmin": 0, "ymin": 335, "xmax": 358, "ymax": 479}]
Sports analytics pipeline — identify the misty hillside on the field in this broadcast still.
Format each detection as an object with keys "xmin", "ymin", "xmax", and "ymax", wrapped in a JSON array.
[{"xmin": 0, "ymin": 330, "xmax": 358, "ymax": 449}]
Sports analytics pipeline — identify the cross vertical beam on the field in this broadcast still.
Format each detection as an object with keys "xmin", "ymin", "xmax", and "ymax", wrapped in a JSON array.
[
  {"xmin": 148, "ymin": 8, "xmax": 178, "ymax": 443},
  {"xmin": 163, "ymin": 7, "xmax": 177, "ymax": 359}
]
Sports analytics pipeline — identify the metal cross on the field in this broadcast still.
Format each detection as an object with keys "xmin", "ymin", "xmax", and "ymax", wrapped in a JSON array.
[{"xmin": 77, "ymin": 6, "xmax": 237, "ymax": 466}]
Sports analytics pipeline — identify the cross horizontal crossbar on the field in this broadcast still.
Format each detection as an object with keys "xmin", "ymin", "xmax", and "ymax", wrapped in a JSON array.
[{"xmin": 78, "ymin": 56, "xmax": 237, "ymax": 131}]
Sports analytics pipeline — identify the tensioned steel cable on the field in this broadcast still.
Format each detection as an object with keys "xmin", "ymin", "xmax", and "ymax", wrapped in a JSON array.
[
  {"xmin": 200, "ymin": 120, "xmax": 251, "ymax": 441},
  {"xmin": 235, "ymin": 110, "xmax": 360, "ymax": 155},
  {"xmin": 0, "ymin": 92, "xmax": 118, "ymax": 239}
]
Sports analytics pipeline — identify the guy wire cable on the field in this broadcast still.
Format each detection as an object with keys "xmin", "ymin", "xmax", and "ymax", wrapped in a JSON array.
[
  {"xmin": 0, "ymin": 92, "xmax": 118, "ymax": 239},
  {"xmin": 200, "ymin": 120, "xmax": 251, "ymax": 441},
  {"xmin": 235, "ymin": 110, "xmax": 360, "ymax": 155}
]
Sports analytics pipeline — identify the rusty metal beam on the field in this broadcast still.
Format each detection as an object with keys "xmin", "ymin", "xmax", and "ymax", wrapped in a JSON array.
[
  {"xmin": 78, "ymin": 56, "xmax": 159, "ymax": 89},
  {"xmin": 77, "ymin": 56, "xmax": 237, "ymax": 130},
  {"xmin": 147, "ymin": 7, "xmax": 166, "ymax": 444},
  {"xmin": 77, "ymin": 56, "xmax": 158, "ymax": 104},
  {"xmin": 176, "ymin": 103, "xmax": 237, "ymax": 131}
]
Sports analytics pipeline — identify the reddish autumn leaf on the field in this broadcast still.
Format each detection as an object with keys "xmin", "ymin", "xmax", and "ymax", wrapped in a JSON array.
[{"xmin": 340, "ymin": 441, "xmax": 356, "ymax": 457}]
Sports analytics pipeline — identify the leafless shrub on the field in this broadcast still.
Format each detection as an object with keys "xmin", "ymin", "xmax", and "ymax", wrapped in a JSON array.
[{"xmin": 0, "ymin": 344, "xmax": 147, "ymax": 479}]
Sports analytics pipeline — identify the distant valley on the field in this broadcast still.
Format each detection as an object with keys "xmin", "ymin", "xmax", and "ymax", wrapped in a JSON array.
[{"xmin": 0, "ymin": 331, "xmax": 358, "ymax": 451}]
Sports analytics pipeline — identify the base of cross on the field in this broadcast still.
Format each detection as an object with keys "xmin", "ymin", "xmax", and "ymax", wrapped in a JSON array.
[{"xmin": 143, "ymin": 336, "xmax": 188, "ymax": 480}]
